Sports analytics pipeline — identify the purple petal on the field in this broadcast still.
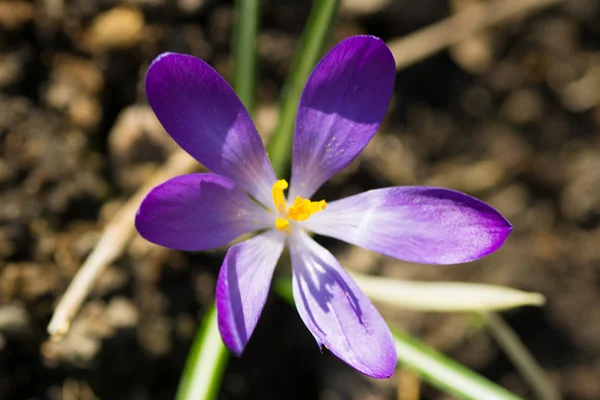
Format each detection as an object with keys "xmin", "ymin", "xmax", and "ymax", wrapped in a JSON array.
[
  {"xmin": 289, "ymin": 230, "xmax": 397, "ymax": 378},
  {"xmin": 289, "ymin": 36, "xmax": 396, "ymax": 199},
  {"xmin": 146, "ymin": 53, "xmax": 276, "ymax": 207},
  {"xmin": 135, "ymin": 173, "xmax": 271, "ymax": 251},
  {"xmin": 216, "ymin": 230, "xmax": 285, "ymax": 355},
  {"xmin": 305, "ymin": 187, "xmax": 512, "ymax": 264}
]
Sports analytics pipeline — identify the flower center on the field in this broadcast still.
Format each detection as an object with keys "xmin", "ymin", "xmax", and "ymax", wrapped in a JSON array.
[{"xmin": 271, "ymin": 179, "xmax": 326, "ymax": 232}]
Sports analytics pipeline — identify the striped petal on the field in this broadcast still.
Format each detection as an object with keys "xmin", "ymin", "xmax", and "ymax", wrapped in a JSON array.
[{"xmin": 288, "ymin": 230, "xmax": 397, "ymax": 378}]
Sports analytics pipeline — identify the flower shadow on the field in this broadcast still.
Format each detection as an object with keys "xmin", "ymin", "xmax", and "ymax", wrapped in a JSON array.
[{"xmin": 294, "ymin": 244, "xmax": 365, "ymax": 338}]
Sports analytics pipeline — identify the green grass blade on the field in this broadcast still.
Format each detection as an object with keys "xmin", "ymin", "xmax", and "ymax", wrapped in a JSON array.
[
  {"xmin": 233, "ymin": 0, "xmax": 260, "ymax": 114},
  {"xmin": 274, "ymin": 277, "xmax": 524, "ymax": 400},
  {"xmin": 393, "ymin": 328, "xmax": 523, "ymax": 400},
  {"xmin": 267, "ymin": 0, "xmax": 341, "ymax": 177},
  {"xmin": 175, "ymin": 305, "xmax": 228, "ymax": 400}
]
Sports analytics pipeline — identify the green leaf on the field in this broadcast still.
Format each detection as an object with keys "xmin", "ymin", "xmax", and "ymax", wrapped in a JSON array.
[
  {"xmin": 274, "ymin": 276, "xmax": 524, "ymax": 400},
  {"xmin": 392, "ymin": 328, "xmax": 524, "ymax": 400},
  {"xmin": 267, "ymin": 0, "xmax": 341, "ymax": 177},
  {"xmin": 233, "ymin": 0, "xmax": 260, "ymax": 114},
  {"xmin": 175, "ymin": 305, "xmax": 228, "ymax": 400}
]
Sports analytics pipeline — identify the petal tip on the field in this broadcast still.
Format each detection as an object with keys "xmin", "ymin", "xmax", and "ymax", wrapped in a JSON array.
[
  {"xmin": 348, "ymin": 347, "xmax": 397, "ymax": 379},
  {"xmin": 215, "ymin": 269, "xmax": 246, "ymax": 357},
  {"xmin": 471, "ymin": 215, "xmax": 513, "ymax": 261},
  {"xmin": 149, "ymin": 51, "xmax": 178, "ymax": 65},
  {"xmin": 223, "ymin": 337, "xmax": 244, "ymax": 357},
  {"xmin": 216, "ymin": 297, "xmax": 246, "ymax": 357},
  {"xmin": 494, "ymin": 219, "xmax": 513, "ymax": 245},
  {"xmin": 220, "ymin": 337, "xmax": 244, "ymax": 357},
  {"xmin": 134, "ymin": 188, "xmax": 158, "ymax": 244},
  {"xmin": 343, "ymin": 34, "xmax": 395, "ymax": 66},
  {"xmin": 342, "ymin": 34, "xmax": 386, "ymax": 47},
  {"xmin": 493, "ymin": 207, "xmax": 513, "ymax": 231},
  {"xmin": 146, "ymin": 52, "xmax": 186, "ymax": 81}
]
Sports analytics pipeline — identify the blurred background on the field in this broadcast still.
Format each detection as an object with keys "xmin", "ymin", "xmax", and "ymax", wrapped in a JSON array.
[{"xmin": 1, "ymin": 0, "xmax": 600, "ymax": 399}]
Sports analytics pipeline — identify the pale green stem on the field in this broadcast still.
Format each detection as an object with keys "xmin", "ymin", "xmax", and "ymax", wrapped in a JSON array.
[
  {"xmin": 233, "ymin": 0, "xmax": 260, "ymax": 114},
  {"xmin": 393, "ymin": 328, "xmax": 523, "ymax": 400},
  {"xmin": 175, "ymin": 306, "xmax": 228, "ymax": 400}
]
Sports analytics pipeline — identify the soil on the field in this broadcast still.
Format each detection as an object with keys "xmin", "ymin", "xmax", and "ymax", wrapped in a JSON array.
[{"xmin": 1, "ymin": 0, "xmax": 600, "ymax": 399}]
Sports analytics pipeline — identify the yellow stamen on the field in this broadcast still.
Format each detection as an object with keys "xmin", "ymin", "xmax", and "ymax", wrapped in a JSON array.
[
  {"xmin": 272, "ymin": 179, "xmax": 288, "ymax": 212},
  {"xmin": 271, "ymin": 180, "xmax": 327, "ymax": 232},
  {"xmin": 275, "ymin": 218, "xmax": 289, "ymax": 231},
  {"xmin": 287, "ymin": 196, "xmax": 327, "ymax": 221}
]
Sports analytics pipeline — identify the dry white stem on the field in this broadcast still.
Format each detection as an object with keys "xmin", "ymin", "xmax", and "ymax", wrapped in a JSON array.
[
  {"xmin": 388, "ymin": 0, "xmax": 563, "ymax": 70},
  {"xmin": 48, "ymin": 150, "xmax": 197, "ymax": 339},
  {"xmin": 47, "ymin": 0, "xmax": 561, "ymax": 338},
  {"xmin": 351, "ymin": 272, "xmax": 546, "ymax": 312}
]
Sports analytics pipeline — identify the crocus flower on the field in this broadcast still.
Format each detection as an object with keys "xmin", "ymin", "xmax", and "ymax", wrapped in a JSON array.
[{"xmin": 136, "ymin": 35, "xmax": 511, "ymax": 378}]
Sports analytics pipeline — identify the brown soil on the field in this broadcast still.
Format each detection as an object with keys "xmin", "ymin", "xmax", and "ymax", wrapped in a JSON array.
[{"xmin": 1, "ymin": 1, "xmax": 600, "ymax": 399}]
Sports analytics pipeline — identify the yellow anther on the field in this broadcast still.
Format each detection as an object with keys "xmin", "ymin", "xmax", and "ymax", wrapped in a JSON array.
[
  {"xmin": 275, "ymin": 218, "xmax": 289, "ymax": 231},
  {"xmin": 287, "ymin": 196, "xmax": 327, "ymax": 221},
  {"xmin": 271, "ymin": 180, "xmax": 326, "ymax": 232},
  {"xmin": 272, "ymin": 179, "xmax": 288, "ymax": 212}
]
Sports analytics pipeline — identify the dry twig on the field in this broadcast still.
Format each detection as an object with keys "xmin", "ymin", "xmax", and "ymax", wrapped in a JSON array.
[
  {"xmin": 388, "ymin": 0, "xmax": 563, "ymax": 70},
  {"xmin": 48, "ymin": 150, "xmax": 197, "ymax": 338}
]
